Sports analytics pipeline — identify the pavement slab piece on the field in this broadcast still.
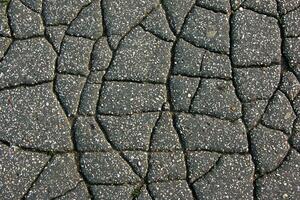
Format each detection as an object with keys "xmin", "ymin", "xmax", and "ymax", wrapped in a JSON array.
[
  {"xmin": 161, "ymin": 0, "xmax": 195, "ymax": 34},
  {"xmin": 25, "ymin": 153, "xmax": 82, "ymax": 199},
  {"xmin": 241, "ymin": 0, "xmax": 278, "ymax": 16},
  {"xmin": 174, "ymin": 39, "xmax": 232, "ymax": 78},
  {"xmin": 283, "ymin": 8, "xmax": 300, "ymax": 37},
  {"xmin": 55, "ymin": 74, "xmax": 86, "ymax": 117},
  {"xmin": 98, "ymin": 81, "xmax": 166, "ymax": 115},
  {"xmin": 55, "ymin": 181, "xmax": 90, "ymax": 200},
  {"xmin": 91, "ymin": 37, "xmax": 112, "ymax": 71},
  {"xmin": 91, "ymin": 185, "xmax": 137, "ymax": 200},
  {"xmin": 201, "ymin": 51, "xmax": 232, "ymax": 79},
  {"xmin": 74, "ymin": 116, "xmax": 112, "ymax": 152},
  {"xmin": 80, "ymin": 152, "xmax": 140, "ymax": 184},
  {"xmin": 78, "ymin": 82, "xmax": 101, "ymax": 115},
  {"xmin": 170, "ymin": 75, "xmax": 200, "ymax": 112},
  {"xmin": 150, "ymin": 112, "xmax": 181, "ymax": 151},
  {"xmin": 262, "ymin": 91, "xmax": 296, "ymax": 135},
  {"xmin": 8, "ymin": 0, "xmax": 44, "ymax": 38},
  {"xmin": 98, "ymin": 113, "xmax": 158, "ymax": 151},
  {"xmin": 45, "ymin": 25, "xmax": 68, "ymax": 53},
  {"xmin": 233, "ymin": 65, "xmax": 281, "ymax": 102},
  {"xmin": 191, "ymin": 79, "xmax": 242, "ymax": 120},
  {"xmin": 0, "ymin": 38, "xmax": 56, "ymax": 89},
  {"xmin": 0, "ymin": 143, "xmax": 50, "ymax": 199},
  {"xmin": 293, "ymin": 94, "xmax": 300, "ymax": 115},
  {"xmin": 186, "ymin": 151, "xmax": 220, "ymax": 182},
  {"xmin": 280, "ymin": 71, "xmax": 300, "ymax": 101},
  {"xmin": 42, "ymin": 0, "xmax": 92, "ymax": 25},
  {"xmin": 176, "ymin": 113, "xmax": 248, "ymax": 152},
  {"xmin": 122, "ymin": 151, "xmax": 149, "ymax": 178},
  {"xmin": 0, "ymin": 37, "xmax": 11, "ymax": 59},
  {"xmin": 250, "ymin": 125, "xmax": 290, "ymax": 174},
  {"xmin": 136, "ymin": 186, "xmax": 152, "ymax": 200},
  {"xmin": 193, "ymin": 154, "xmax": 254, "ymax": 200},
  {"xmin": 0, "ymin": 2, "xmax": 11, "ymax": 36},
  {"xmin": 197, "ymin": 0, "xmax": 231, "ymax": 13},
  {"xmin": 292, "ymin": 117, "xmax": 300, "ymax": 151},
  {"xmin": 231, "ymin": 9, "xmax": 281, "ymax": 66},
  {"xmin": 141, "ymin": 5, "xmax": 175, "ymax": 41},
  {"xmin": 67, "ymin": 0, "xmax": 103, "ymax": 40},
  {"xmin": 173, "ymin": 39, "xmax": 205, "ymax": 76},
  {"xmin": 105, "ymin": 26, "xmax": 172, "ymax": 83},
  {"xmin": 147, "ymin": 151, "xmax": 186, "ymax": 182},
  {"xmin": 284, "ymin": 37, "xmax": 300, "ymax": 77},
  {"xmin": 256, "ymin": 149, "xmax": 300, "ymax": 200},
  {"xmin": 148, "ymin": 180, "xmax": 194, "ymax": 200},
  {"xmin": 243, "ymin": 100, "xmax": 268, "ymax": 130},
  {"xmin": 87, "ymin": 70, "xmax": 105, "ymax": 84},
  {"xmin": 20, "ymin": 0, "xmax": 43, "ymax": 13},
  {"xmin": 0, "ymin": 83, "xmax": 73, "ymax": 151},
  {"xmin": 57, "ymin": 35, "xmax": 94, "ymax": 76},
  {"xmin": 102, "ymin": 0, "xmax": 158, "ymax": 45},
  {"xmin": 277, "ymin": 0, "xmax": 300, "ymax": 14},
  {"xmin": 181, "ymin": 6, "xmax": 230, "ymax": 53}
]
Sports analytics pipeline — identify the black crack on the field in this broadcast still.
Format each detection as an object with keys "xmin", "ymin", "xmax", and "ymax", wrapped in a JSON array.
[{"xmin": 1, "ymin": 1, "xmax": 299, "ymax": 199}]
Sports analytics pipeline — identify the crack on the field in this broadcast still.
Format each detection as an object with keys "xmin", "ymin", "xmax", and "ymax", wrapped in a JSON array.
[
  {"xmin": 0, "ymin": 80, "xmax": 53, "ymax": 92},
  {"xmin": 173, "ymin": 73, "xmax": 231, "ymax": 80},
  {"xmin": 172, "ymin": 113, "xmax": 198, "ymax": 200},
  {"xmin": 94, "ymin": 115, "xmax": 142, "ymax": 180},
  {"xmin": 54, "ymin": 4, "xmax": 100, "ymax": 196},
  {"xmin": 98, "ymin": 110, "xmax": 244, "ymax": 125},
  {"xmin": 73, "ymin": 148, "xmax": 250, "ymax": 155},
  {"xmin": 73, "ymin": 153, "xmax": 94, "ymax": 199},
  {"xmin": 255, "ymin": 148, "xmax": 292, "ymax": 179},
  {"xmin": 19, "ymin": 0, "xmax": 40, "ymax": 14},
  {"xmin": 51, "ymin": 180, "xmax": 83, "ymax": 200},
  {"xmin": 233, "ymin": 62, "xmax": 282, "ymax": 68},
  {"xmin": 75, "ymin": 39, "xmax": 97, "ymax": 116},
  {"xmin": 195, "ymin": 4, "xmax": 229, "ymax": 15},
  {"xmin": 179, "ymin": 37, "xmax": 229, "ymax": 55},
  {"xmin": 165, "ymin": 1, "xmax": 197, "ymax": 113},
  {"xmin": 103, "ymin": 3, "xmax": 160, "ymax": 50},
  {"xmin": 0, "ymin": 37, "xmax": 13, "ymax": 63},
  {"xmin": 145, "ymin": 185, "xmax": 155, "ymax": 200},
  {"xmin": 144, "ymin": 110, "xmax": 163, "ymax": 184},
  {"xmin": 188, "ymin": 51, "xmax": 206, "ymax": 113},
  {"xmin": 240, "ymin": 6, "xmax": 279, "ymax": 19},
  {"xmin": 88, "ymin": 182, "xmax": 143, "ymax": 186},
  {"xmin": 0, "ymin": 139, "xmax": 74, "ymax": 155},
  {"xmin": 165, "ymin": 33, "xmax": 177, "ymax": 111},
  {"xmin": 64, "ymin": 32, "xmax": 98, "ymax": 41},
  {"xmin": 281, "ymin": 3, "xmax": 300, "ymax": 15},
  {"xmin": 139, "ymin": 23, "xmax": 175, "ymax": 42},
  {"xmin": 159, "ymin": 0, "xmax": 177, "ymax": 36},
  {"xmin": 229, "ymin": 8, "xmax": 258, "ymax": 200},
  {"xmin": 4, "ymin": 0, "xmax": 12, "ymax": 37},
  {"xmin": 97, "ymin": 111, "xmax": 160, "ymax": 117},
  {"xmin": 191, "ymin": 155, "xmax": 222, "ymax": 185},
  {"xmin": 102, "ymin": 79, "xmax": 167, "ymax": 85},
  {"xmin": 70, "ymin": 119, "xmax": 94, "ymax": 199},
  {"xmin": 21, "ymin": 155, "xmax": 54, "ymax": 199}
]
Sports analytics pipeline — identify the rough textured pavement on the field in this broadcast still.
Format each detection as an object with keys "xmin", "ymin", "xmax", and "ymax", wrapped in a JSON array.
[{"xmin": 0, "ymin": 0, "xmax": 300, "ymax": 199}]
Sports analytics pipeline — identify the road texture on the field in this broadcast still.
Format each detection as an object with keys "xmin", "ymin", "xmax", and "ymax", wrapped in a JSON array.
[{"xmin": 0, "ymin": 0, "xmax": 300, "ymax": 199}]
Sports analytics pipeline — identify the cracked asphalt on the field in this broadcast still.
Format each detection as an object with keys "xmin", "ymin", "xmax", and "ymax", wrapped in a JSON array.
[{"xmin": 0, "ymin": 0, "xmax": 300, "ymax": 199}]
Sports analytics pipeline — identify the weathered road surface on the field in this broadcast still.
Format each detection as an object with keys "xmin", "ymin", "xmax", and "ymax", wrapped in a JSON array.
[{"xmin": 0, "ymin": 0, "xmax": 299, "ymax": 199}]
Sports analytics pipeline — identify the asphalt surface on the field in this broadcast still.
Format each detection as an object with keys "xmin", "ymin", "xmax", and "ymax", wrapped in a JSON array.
[{"xmin": 0, "ymin": 0, "xmax": 300, "ymax": 199}]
